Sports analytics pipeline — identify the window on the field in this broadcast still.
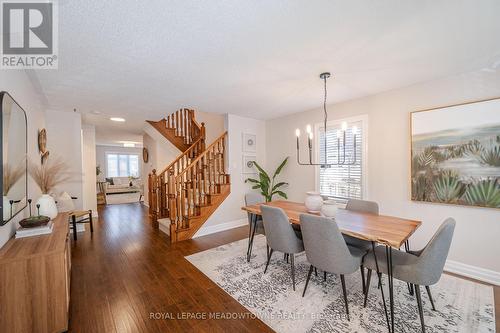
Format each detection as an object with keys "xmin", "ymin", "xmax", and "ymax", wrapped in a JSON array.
[
  {"xmin": 106, "ymin": 153, "xmax": 140, "ymax": 177},
  {"xmin": 316, "ymin": 116, "xmax": 367, "ymax": 201}
]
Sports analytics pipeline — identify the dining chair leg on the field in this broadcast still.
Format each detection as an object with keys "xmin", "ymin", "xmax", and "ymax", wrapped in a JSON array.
[
  {"xmin": 246, "ymin": 215, "xmax": 257, "ymax": 262},
  {"xmin": 266, "ymin": 244, "xmax": 270, "ymax": 261},
  {"xmin": 323, "ymin": 271, "xmax": 327, "ymax": 282},
  {"xmin": 415, "ymin": 285, "xmax": 426, "ymax": 333},
  {"xmin": 264, "ymin": 248, "xmax": 274, "ymax": 273},
  {"xmin": 340, "ymin": 274, "xmax": 350, "ymax": 321},
  {"xmin": 315, "ymin": 267, "xmax": 318, "ymax": 276},
  {"xmin": 290, "ymin": 254, "xmax": 296, "ymax": 291},
  {"xmin": 363, "ymin": 269, "xmax": 372, "ymax": 307},
  {"xmin": 425, "ymin": 285, "xmax": 436, "ymax": 311},
  {"xmin": 302, "ymin": 265, "xmax": 314, "ymax": 297},
  {"xmin": 360, "ymin": 265, "xmax": 366, "ymax": 294}
]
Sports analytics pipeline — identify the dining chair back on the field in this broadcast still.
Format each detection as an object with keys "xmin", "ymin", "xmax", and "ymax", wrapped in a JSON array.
[
  {"xmin": 346, "ymin": 199, "xmax": 379, "ymax": 215},
  {"xmin": 261, "ymin": 205, "xmax": 303, "ymax": 254},
  {"xmin": 301, "ymin": 213, "xmax": 361, "ymax": 274}
]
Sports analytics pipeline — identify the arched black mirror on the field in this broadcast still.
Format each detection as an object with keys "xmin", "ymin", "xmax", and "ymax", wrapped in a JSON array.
[{"xmin": 1, "ymin": 91, "xmax": 28, "ymax": 225}]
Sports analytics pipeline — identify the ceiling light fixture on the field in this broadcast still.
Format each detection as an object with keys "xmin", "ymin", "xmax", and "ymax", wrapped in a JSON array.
[
  {"xmin": 295, "ymin": 72, "xmax": 357, "ymax": 167},
  {"xmin": 110, "ymin": 117, "xmax": 126, "ymax": 122}
]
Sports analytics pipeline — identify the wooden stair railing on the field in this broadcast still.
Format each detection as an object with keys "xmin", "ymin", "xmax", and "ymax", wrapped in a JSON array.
[
  {"xmin": 146, "ymin": 108, "xmax": 205, "ymax": 152},
  {"xmin": 169, "ymin": 132, "xmax": 230, "ymax": 242},
  {"xmin": 149, "ymin": 136, "xmax": 205, "ymax": 220}
]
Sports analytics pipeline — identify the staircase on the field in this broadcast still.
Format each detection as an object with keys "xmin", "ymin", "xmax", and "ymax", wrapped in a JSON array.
[{"xmin": 147, "ymin": 109, "xmax": 230, "ymax": 243}]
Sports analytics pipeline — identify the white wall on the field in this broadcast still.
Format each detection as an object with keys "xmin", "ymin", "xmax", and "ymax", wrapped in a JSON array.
[
  {"xmin": 82, "ymin": 125, "xmax": 97, "ymax": 214},
  {"xmin": 196, "ymin": 114, "xmax": 267, "ymax": 235},
  {"xmin": 45, "ymin": 110, "xmax": 84, "ymax": 209},
  {"xmin": 0, "ymin": 71, "xmax": 46, "ymax": 248},
  {"xmin": 96, "ymin": 145, "xmax": 143, "ymax": 179},
  {"xmin": 266, "ymin": 69, "xmax": 500, "ymax": 276}
]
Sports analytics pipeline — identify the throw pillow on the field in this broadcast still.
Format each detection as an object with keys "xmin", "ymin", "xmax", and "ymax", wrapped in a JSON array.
[
  {"xmin": 105, "ymin": 177, "xmax": 114, "ymax": 185},
  {"xmin": 56, "ymin": 192, "xmax": 75, "ymax": 212}
]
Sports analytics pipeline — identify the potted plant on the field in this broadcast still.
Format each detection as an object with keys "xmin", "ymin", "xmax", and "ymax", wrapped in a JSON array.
[
  {"xmin": 29, "ymin": 158, "xmax": 71, "ymax": 219},
  {"xmin": 245, "ymin": 157, "xmax": 288, "ymax": 202}
]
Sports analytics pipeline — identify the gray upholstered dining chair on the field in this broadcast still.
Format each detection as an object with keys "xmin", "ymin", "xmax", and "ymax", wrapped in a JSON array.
[
  {"xmin": 300, "ymin": 214, "xmax": 365, "ymax": 321},
  {"xmin": 363, "ymin": 218, "xmax": 456, "ymax": 333},
  {"xmin": 343, "ymin": 198, "xmax": 379, "ymax": 292},
  {"xmin": 261, "ymin": 205, "xmax": 304, "ymax": 291},
  {"xmin": 245, "ymin": 193, "xmax": 266, "ymax": 261}
]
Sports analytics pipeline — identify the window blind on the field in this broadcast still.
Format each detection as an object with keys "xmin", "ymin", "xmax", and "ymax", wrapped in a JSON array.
[{"xmin": 318, "ymin": 120, "xmax": 363, "ymax": 201}]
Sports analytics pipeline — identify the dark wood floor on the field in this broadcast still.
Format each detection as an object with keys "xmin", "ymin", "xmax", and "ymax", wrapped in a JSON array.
[{"xmin": 69, "ymin": 203, "xmax": 499, "ymax": 332}]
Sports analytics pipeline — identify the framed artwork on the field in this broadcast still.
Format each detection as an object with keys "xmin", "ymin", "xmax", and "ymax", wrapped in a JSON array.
[
  {"xmin": 242, "ymin": 155, "xmax": 257, "ymax": 174},
  {"xmin": 143, "ymin": 147, "xmax": 149, "ymax": 163},
  {"xmin": 242, "ymin": 133, "xmax": 256, "ymax": 152},
  {"xmin": 410, "ymin": 97, "xmax": 500, "ymax": 209}
]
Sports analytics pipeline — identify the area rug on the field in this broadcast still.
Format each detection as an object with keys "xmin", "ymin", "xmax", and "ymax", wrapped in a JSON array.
[
  {"xmin": 105, "ymin": 192, "xmax": 142, "ymax": 205},
  {"xmin": 186, "ymin": 235, "xmax": 495, "ymax": 333}
]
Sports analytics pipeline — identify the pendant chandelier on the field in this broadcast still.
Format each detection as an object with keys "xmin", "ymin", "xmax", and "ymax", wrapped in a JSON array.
[{"xmin": 295, "ymin": 72, "xmax": 357, "ymax": 167}]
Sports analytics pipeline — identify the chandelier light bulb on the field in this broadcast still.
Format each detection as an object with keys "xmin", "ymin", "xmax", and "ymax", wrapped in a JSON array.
[
  {"xmin": 336, "ymin": 130, "xmax": 341, "ymax": 138},
  {"xmin": 352, "ymin": 126, "xmax": 358, "ymax": 135},
  {"xmin": 295, "ymin": 128, "xmax": 301, "ymax": 137},
  {"xmin": 306, "ymin": 124, "xmax": 312, "ymax": 134},
  {"xmin": 341, "ymin": 122, "xmax": 348, "ymax": 131},
  {"xmin": 309, "ymin": 132, "xmax": 313, "ymax": 140}
]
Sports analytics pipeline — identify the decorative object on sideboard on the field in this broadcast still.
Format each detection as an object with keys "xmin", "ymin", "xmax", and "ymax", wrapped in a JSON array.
[
  {"xmin": 411, "ymin": 97, "xmax": 500, "ymax": 209},
  {"xmin": 321, "ymin": 199, "xmax": 338, "ymax": 218},
  {"xmin": 29, "ymin": 157, "xmax": 72, "ymax": 219},
  {"xmin": 143, "ymin": 147, "xmax": 149, "ymax": 163},
  {"xmin": 304, "ymin": 191, "xmax": 323, "ymax": 213},
  {"xmin": 19, "ymin": 215, "xmax": 50, "ymax": 228},
  {"xmin": 242, "ymin": 155, "xmax": 257, "ymax": 174},
  {"xmin": 245, "ymin": 157, "xmax": 288, "ymax": 202},
  {"xmin": 295, "ymin": 72, "xmax": 358, "ymax": 167},
  {"xmin": 242, "ymin": 133, "xmax": 256, "ymax": 152}
]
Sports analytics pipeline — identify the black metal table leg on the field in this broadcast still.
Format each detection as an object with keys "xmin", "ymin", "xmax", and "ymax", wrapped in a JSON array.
[
  {"xmin": 371, "ymin": 241, "xmax": 390, "ymax": 332},
  {"xmin": 386, "ymin": 245, "xmax": 394, "ymax": 333},
  {"xmin": 246, "ymin": 214, "xmax": 258, "ymax": 262}
]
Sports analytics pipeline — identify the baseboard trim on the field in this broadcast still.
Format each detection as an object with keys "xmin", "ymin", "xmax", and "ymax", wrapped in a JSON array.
[
  {"xmin": 193, "ymin": 218, "xmax": 247, "ymax": 239},
  {"xmin": 445, "ymin": 260, "xmax": 500, "ymax": 286}
]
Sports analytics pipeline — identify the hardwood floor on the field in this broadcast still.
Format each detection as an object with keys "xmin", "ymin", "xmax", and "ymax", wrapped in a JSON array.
[
  {"xmin": 69, "ymin": 203, "xmax": 272, "ymax": 333},
  {"xmin": 69, "ymin": 203, "xmax": 499, "ymax": 332}
]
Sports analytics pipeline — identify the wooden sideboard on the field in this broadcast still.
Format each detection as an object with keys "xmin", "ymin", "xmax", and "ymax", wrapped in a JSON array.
[{"xmin": 0, "ymin": 213, "xmax": 71, "ymax": 333}]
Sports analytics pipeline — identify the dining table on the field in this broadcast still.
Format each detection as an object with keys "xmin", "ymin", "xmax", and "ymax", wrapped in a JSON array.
[{"xmin": 241, "ymin": 200, "xmax": 422, "ymax": 333}]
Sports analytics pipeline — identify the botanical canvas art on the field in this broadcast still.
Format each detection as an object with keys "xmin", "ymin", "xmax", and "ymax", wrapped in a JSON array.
[{"xmin": 411, "ymin": 98, "xmax": 500, "ymax": 208}]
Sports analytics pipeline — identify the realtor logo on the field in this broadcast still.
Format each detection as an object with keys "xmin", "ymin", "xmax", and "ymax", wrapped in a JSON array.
[{"xmin": 1, "ymin": 0, "xmax": 58, "ymax": 69}]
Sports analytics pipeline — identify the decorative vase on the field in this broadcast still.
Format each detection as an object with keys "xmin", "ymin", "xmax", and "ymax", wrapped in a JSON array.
[
  {"xmin": 304, "ymin": 191, "xmax": 323, "ymax": 213},
  {"xmin": 321, "ymin": 199, "xmax": 338, "ymax": 218},
  {"xmin": 36, "ymin": 194, "xmax": 58, "ymax": 219}
]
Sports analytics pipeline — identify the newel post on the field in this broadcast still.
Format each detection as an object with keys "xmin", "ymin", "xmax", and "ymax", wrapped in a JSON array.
[{"xmin": 149, "ymin": 169, "xmax": 158, "ymax": 227}]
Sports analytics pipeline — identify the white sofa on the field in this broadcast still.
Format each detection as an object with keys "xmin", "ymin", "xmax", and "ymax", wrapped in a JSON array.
[{"xmin": 105, "ymin": 177, "xmax": 142, "ymax": 194}]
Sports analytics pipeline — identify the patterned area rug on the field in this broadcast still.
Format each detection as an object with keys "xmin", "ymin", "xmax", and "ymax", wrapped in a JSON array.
[{"xmin": 186, "ymin": 235, "xmax": 495, "ymax": 333}]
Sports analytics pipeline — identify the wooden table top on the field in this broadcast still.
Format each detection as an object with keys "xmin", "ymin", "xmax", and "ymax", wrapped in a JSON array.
[
  {"xmin": 0, "ymin": 213, "xmax": 69, "ymax": 264},
  {"xmin": 242, "ymin": 200, "xmax": 421, "ymax": 248}
]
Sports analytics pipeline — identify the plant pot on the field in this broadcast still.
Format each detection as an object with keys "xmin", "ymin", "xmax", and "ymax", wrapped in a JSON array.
[
  {"xmin": 321, "ymin": 199, "xmax": 338, "ymax": 218},
  {"xmin": 304, "ymin": 191, "xmax": 323, "ymax": 213},
  {"xmin": 36, "ymin": 194, "xmax": 58, "ymax": 219}
]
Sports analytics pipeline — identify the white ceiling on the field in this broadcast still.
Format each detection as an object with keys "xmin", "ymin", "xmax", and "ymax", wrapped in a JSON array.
[{"xmin": 32, "ymin": 0, "xmax": 500, "ymax": 139}]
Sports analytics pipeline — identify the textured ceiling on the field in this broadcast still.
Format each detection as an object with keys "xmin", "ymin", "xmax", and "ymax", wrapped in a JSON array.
[{"xmin": 32, "ymin": 0, "xmax": 500, "ymax": 139}]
